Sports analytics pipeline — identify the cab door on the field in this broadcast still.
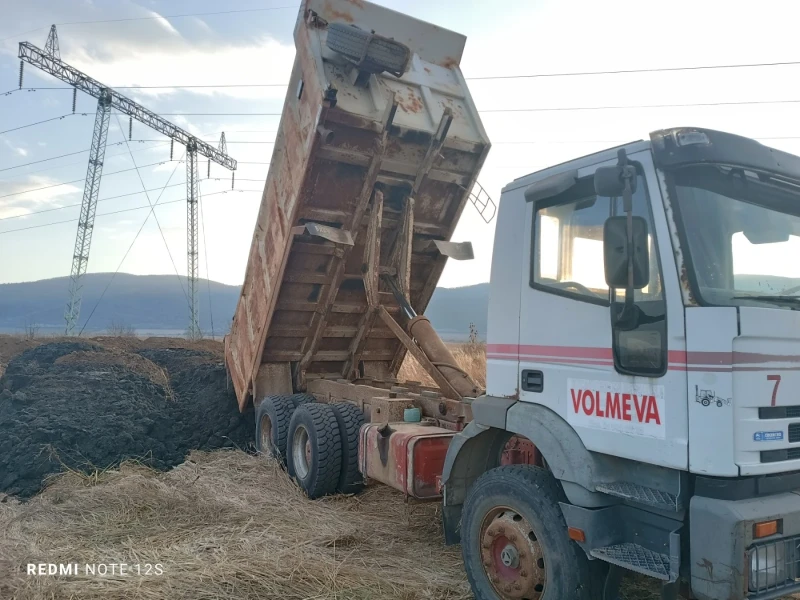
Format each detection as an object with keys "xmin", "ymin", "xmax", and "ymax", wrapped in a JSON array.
[{"xmin": 517, "ymin": 152, "xmax": 688, "ymax": 470}]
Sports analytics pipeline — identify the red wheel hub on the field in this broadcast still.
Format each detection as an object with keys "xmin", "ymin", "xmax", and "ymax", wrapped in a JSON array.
[{"xmin": 479, "ymin": 508, "xmax": 546, "ymax": 599}]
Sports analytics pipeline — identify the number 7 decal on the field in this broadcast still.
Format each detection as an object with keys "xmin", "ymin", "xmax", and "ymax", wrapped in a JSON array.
[{"xmin": 767, "ymin": 374, "xmax": 782, "ymax": 406}]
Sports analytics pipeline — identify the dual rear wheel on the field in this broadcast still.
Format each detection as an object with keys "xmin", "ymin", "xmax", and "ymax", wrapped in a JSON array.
[{"xmin": 255, "ymin": 394, "xmax": 364, "ymax": 498}]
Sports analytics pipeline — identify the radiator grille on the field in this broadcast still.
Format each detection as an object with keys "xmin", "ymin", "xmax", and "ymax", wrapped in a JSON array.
[
  {"xmin": 761, "ymin": 448, "xmax": 800, "ymax": 463},
  {"xmin": 760, "ymin": 406, "xmax": 800, "ymax": 419}
]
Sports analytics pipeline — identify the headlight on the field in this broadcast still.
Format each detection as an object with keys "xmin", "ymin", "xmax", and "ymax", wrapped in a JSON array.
[{"xmin": 749, "ymin": 542, "xmax": 787, "ymax": 591}]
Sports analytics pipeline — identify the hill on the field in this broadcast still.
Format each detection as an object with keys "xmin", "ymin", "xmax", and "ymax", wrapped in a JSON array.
[{"xmin": 0, "ymin": 274, "xmax": 488, "ymax": 339}]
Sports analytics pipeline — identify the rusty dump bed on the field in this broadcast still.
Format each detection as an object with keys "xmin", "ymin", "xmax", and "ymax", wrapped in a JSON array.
[{"xmin": 226, "ymin": 0, "xmax": 490, "ymax": 411}]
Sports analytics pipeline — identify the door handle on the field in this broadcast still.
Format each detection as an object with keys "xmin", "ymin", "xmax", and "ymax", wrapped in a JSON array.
[{"xmin": 521, "ymin": 370, "xmax": 543, "ymax": 393}]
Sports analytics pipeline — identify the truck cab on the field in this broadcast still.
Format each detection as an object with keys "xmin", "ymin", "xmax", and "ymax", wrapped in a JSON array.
[{"xmin": 444, "ymin": 127, "xmax": 800, "ymax": 600}]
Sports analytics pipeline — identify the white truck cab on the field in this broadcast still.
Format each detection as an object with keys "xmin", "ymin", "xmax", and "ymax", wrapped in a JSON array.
[{"xmin": 442, "ymin": 128, "xmax": 800, "ymax": 600}]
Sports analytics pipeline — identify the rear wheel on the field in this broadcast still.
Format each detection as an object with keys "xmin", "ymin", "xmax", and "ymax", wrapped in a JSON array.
[
  {"xmin": 254, "ymin": 394, "xmax": 316, "ymax": 466},
  {"xmin": 461, "ymin": 465, "xmax": 592, "ymax": 600},
  {"xmin": 287, "ymin": 403, "xmax": 342, "ymax": 499},
  {"xmin": 330, "ymin": 402, "xmax": 365, "ymax": 494},
  {"xmin": 289, "ymin": 393, "xmax": 316, "ymax": 408},
  {"xmin": 254, "ymin": 395, "xmax": 294, "ymax": 465}
]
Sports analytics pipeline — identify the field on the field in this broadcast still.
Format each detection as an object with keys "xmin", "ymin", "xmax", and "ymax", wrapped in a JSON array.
[{"xmin": 0, "ymin": 334, "xmax": 787, "ymax": 599}]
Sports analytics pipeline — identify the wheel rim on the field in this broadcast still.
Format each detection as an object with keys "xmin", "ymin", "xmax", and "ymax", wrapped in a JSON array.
[
  {"xmin": 292, "ymin": 424, "xmax": 311, "ymax": 479},
  {"xmin": 479, "ymin": 506, "xmax": 546, "ymax": 599},
  {"xmin": 260, "ymin": 414, "xmax": 273, "ymax": 453}
]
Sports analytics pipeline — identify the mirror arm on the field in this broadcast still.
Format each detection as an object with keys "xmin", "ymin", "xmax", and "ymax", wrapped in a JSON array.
[
  {"xmin": 624, "ymin": 173, "xmax": 635, "ymax": 311},
  {"xmin": 613, "ymin": 148, "xmax": 638, "ymax": 326}
]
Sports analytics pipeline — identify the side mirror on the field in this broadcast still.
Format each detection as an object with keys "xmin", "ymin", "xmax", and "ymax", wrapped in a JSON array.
[
  {"xmin": 594, "ymin": 165, "xmax": 638, "ymax": 197},
  {"xmin": 604, "ymin": 216, "xmax": 650, "ymax": 289}
]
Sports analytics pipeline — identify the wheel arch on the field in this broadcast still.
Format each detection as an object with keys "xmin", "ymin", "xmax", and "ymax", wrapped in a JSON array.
[{"xmin": 442, "ymin": 399, "xmax": 602, "ymax": 544}]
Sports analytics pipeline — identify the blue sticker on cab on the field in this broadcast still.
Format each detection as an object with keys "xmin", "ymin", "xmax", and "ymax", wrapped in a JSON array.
[{"xmin": 754, "ymin": 431, "xmax": 784, "ymax": 442}]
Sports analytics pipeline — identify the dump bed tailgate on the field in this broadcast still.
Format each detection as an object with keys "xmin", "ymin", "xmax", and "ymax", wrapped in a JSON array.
[{"xmin": 226, "ymin": 0, "xmax": 490, "ymax": 410}]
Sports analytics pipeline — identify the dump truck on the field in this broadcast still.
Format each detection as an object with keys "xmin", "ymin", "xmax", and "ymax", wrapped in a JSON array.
[{"xmin": 225, "ymin": 1, "xmax": 800, "ymax": 599}]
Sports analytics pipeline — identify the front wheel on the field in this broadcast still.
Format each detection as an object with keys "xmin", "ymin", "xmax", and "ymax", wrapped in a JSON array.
[{"xmin": 461, "ymin": 465, "xmax": 592, "ymax": 600}]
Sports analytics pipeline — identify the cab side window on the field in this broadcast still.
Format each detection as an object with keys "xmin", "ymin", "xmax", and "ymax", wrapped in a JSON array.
[
  {"xmin": 532, "ymin": 190, "xmax": 611, "ymax": 305},
  {"xmin": 530, "ymin": 172, "xmax": 667, "ymax": 376}
]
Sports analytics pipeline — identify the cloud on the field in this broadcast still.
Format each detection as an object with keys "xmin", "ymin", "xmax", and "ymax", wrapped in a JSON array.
[
  {"xmin": 62, "ymin": 36, "xmax": 294, "ymax": 101},
  {"xmin": 144, "ymin": 9, "xmax": 180, "ymax": 37},
  {"xmin": 0, "ymin": 175, "xmax": 82, "ymax": 219},
  {"xmin": 4, "ymin": 140, "xmax": 28, "ymax": 157},
  {"xmin": 3, "ymin": 0, "xmax": 295, "ymax": 101}
]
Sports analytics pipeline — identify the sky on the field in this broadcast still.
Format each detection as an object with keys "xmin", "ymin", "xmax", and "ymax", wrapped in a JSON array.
[{"xmin": 2, "ymin": 0, "xmax": 800, "ymax": 295}]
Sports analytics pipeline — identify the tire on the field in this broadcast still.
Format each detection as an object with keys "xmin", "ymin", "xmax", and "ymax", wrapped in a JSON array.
[
  {"xmin": 289, "ymin": 393, "xmax": 316, "ymax": 408},
  {"xmin": 461, "ymin": 465, "xmax": 592, "ymax": 600},
  {"xmin": 287, "ymin": 403, "xmax": 343, "ymax": 499},
  {"xmin": 330, "ymin": 402, "xmax": 365, "ymax": 494},
  {"xmin": 254, "ymin": 395, "xmax": 297, "ymax": 466}
]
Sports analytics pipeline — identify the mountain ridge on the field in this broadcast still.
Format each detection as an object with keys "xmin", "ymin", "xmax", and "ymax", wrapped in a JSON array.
[{"xmin": 0, "ymin": 273, "xmax": 488, "ymax": 339}]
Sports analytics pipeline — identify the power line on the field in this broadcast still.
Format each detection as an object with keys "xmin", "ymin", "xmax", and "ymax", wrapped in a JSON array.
[
  {"xmin": 0, "ymin": 160, "xmax": 182, "ymax": 200},
  {"xmin": 132, "ymin": 139, "xmax": 274, "ymax": 144},
  {"xmin": 0, "ymin": 27, "xmax": 48, "ymax": 44},
  {"xmin": 58, "ymin": 5, "xmax": 297, "ymax": 27},
  {"xmin": 9, "ymin": 98, "xmax": 800, "ymax": 128},
  {"xmin": 0, "ymin": 140, "xmax": 170, "ymax": 174},
  {"xmin": 11, "ymin": 59, "xmax": 800, "ymax": 90},
  {"xmin": 0, "ymin": 181, "xmax": 188, "ymax": 222},
  {"xmin": 113, "ymin": 114, "xmax": 187, "ymax": 302},
  {"xmin": 0, "ymin": 113, "xmax": 82, "ymax": 136},
  {"xmin": 198, "ymin": 185, "xmax": 215, "ymax": 340},
  {"xmin": 206, "ymin": 177, "xmax": 264, "ymax": 182},
  {"xmin": 0, "ymin": 189, "xmax": 262, "ymax": 236},
  {"xmin": 0, "ymin": 147, "xmax": 102, "ymax": 172},
  {"xmin": 466, "ymin": 59, "xmax": 800, "ymax": 81},
  {"xmin": 15, "ymin": 84, "xmax": 288, "ymax": 90},
  {"xmin": 480, "ymin": 98, "xmax": 800, "ymax": 114},
  {"xmin": 93, "ymin": 97, "xmax": 800, "ymax": 117},
  {"xmin": 0, "ymin": 129, "xmax": 236, "ymax": 177},
  {"xmin": 0, "ymin": 5, "xmax": 297, "ymax": 43},
  {"xmin": 77, "ymin": 148, "xmax": 188, "ymax": 336},
  {"xmin": 111, "ymin": 113, "xmax": 282, "ymax": 116}
]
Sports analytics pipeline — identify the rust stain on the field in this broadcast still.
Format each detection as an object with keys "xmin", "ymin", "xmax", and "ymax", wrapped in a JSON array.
[
  {"xmin": 323, "ymin": 1, "xmax": 355, "ymax": 23},
  {"xmin": 345, "ymin": 0, "xmax": 366, "ymax": 7},
  {"xmin": 442, "ymin": 56, "xmax": 458, "ymax": 69},
  {"xmin": 424, "ymin": 67, "xmax": 432, "ymax": 74},
  {"xmin": 680, "ymin": 261, "xmax": 698, "ymax": 305},
  {"xmin": 697, "ymin": 558, "xmax": 713, "ymax": 579},
  {"xmin": 396, "ymin": 89, "xmax": 424, "ymax": 114},
  {"xmin": 386, "ymin": 138, "xmax": 403, "ymax": 157}
]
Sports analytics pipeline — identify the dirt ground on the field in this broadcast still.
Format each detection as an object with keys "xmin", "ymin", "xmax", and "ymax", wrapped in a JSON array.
[{"xmin": 0, "ymin": 335, "xmax": 790, "ymax": 600}]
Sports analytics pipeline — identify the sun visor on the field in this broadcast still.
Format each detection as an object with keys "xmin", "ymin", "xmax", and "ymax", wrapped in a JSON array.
[{"xmin": 524, "ymin": 170, "xmax": 578, "ymax": 203}]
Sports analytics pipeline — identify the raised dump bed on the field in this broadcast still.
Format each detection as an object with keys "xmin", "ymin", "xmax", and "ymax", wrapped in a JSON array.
[{"xmin": 225, "ymin": 0, "xmax": 490, "ymax": 411}]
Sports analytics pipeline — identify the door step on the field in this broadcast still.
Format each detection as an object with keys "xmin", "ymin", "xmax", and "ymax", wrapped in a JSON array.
[
  {"xmin": 595, "ymin": 481, "xmax": 682, "ymax": 511},
  {"xmin": 590, "ymin": 543, "xmax": 671, "ymax": 581}
]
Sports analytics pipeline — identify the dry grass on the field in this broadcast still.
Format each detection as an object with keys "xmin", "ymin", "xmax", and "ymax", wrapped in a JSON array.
[
  {"xmin": 0, "ymin": 450, "xmax": 470, "ymax": 600},
  {"xmin": 0, "ymin": 449, "xmax": 696, "ymax": 600},
  {"xmin": 54, "ymin": 349, "xmax": 174, "ymax": 400},
  {"xmin": 3, "ymin": 336, "xmax": 795, "ymax": 600},
  {"xmin": 399, "ymin": 341, "xmax": 487, "ymax": 390}
]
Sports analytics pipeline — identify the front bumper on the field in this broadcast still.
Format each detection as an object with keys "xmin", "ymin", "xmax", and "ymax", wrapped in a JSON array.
[{"xmin": 691, "ymin": 491, "xmax": 800, "ymax": 599}]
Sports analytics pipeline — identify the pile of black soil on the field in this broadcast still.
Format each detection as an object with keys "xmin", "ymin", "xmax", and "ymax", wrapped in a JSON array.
[{"xmin": 0, "ymin": 341, "xmax": 254, "ymax": 498}]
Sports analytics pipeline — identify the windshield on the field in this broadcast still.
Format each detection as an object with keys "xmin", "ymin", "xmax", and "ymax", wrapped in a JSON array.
[{"xmin": 670, "ymin": 165, "xmax": 800, "ymax": 308}]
